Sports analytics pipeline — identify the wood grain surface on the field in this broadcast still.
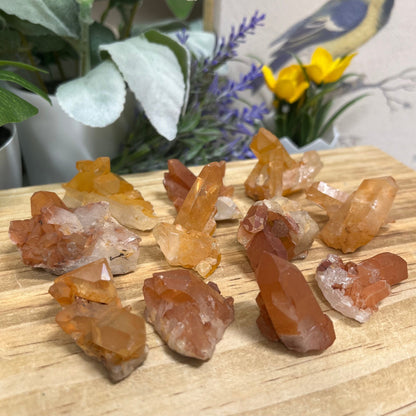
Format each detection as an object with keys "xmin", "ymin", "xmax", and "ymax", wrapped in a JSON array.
[{"xmin": 1, "ymin": 146, "xmax": 416, "ymax": 416}]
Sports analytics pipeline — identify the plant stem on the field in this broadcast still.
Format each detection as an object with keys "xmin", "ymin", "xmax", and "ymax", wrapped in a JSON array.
[
  {"xmin": 78, "ymin": 1, "xmax": 93, "ymax": 76},
  {"xmin": 121, "ymin": 1, "xmax": 141, "ymax": 40}
]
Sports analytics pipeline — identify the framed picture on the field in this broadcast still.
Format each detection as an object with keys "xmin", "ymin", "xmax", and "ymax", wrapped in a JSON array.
[{"xmin": 205, "ymin": 0, "xmax": 416, "ymax": 169}]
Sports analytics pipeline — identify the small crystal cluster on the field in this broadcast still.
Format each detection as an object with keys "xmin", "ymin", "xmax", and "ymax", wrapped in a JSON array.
[
  {"xmin": 63, "ymin": 157, "xmax": 158, "ymax": 230},
  {"xmin": 244, "ymin": 128, "xmax": 323, "ymax": 200},
  {"xmin": 255, "ymin": 252, "xmax": 336, "ymax": 353},
  {"xmin": 163, "ymin": 158, "xmax": 240, "ymax": 220},
  {"xmin": 143, "ymin": 269, "xmax": 234, "ymax": 360},
  {"xmin": 316, "ymin": 253, "xmax": 408, "ymax": 322},
  {"xmin": 306, "ymin": 177, "xmax": 398, "ymax": 252},
  {"xmin": 238, "ymin": 196, "xmax": 319, "ymax": 269},
  {"xmin": 49, "ymin": 259, "xmax": 148, "ymax": 382},
  {"xmin": 154, "ymin": 162, "xmax": 225, "ymax": 277},
  {"xmin": 9, "ymin": 191, "xmax": 141, "ymax": 275}
]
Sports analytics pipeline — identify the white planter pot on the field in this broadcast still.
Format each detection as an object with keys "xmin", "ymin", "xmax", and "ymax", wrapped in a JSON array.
[
  {"xmin": 0, "ymin": 124, "xmax": 22, "ymax": 189},
  {"xmin": 13, "ymin": 88, "xmax": 135, "ymax": 185},
  {"xmin": 280, "ymin": 127, "xmax": 340, "ymax": 154}
]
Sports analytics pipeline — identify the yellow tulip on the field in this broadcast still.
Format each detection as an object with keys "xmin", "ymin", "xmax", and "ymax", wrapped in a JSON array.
[
  {"xmin": 305, "ymin": 47, "xmax": 357, "ymax": 84},
  {"xmin": 262, "ymin": 64, "xmax": 309, "ymax": 104}
]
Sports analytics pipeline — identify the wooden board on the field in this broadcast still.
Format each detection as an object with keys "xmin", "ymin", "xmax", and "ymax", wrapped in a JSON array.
[{"xmin": 1, "ymin": 146, "xmax": 416, "ymax": 416}]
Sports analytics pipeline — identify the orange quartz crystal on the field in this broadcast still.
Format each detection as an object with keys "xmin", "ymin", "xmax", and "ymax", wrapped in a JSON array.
[
  {"xmin": 255, "ymin": 252, "xmax": 336, "ymax": 353},
  {"xmin": 306, "ymin": 177, "xmax": 398, "ymax": 253},
  {"xmin": 244, "ymin": 128, "xmax": 323, "ymax": 200},
  {"xmin": 50, "ymin": 258, "xmax": 147, "ymax": 382},
  {"xmin": 154, "ymin": 162, "xmax": 225, "ymax": 277},
  {"xmin": 238, "ymin": 196, "xmax": 319, "ymax": 269},
  {"xmin": 316, "ymin": 253, "xmax": 408, "ymax": 323},
  {"xmin": 63, "ymin": 157, "xmax": 158, "ymax": 230},
  {"xmin": 143, "ymin": 269, "xmax": 234, "ymax": 360},
  {"xmin": 9, "ymin": 191, "xmax": 141, "ymax": 275},
  {"xmin": 163, "ymin": 159, "xmax": 240, "ymax": 220}
]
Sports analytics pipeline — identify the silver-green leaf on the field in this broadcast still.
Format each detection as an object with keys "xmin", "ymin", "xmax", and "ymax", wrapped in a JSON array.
[
  {"xmin": 101, "ymin": 36, "xmax": 185, "ymax": 141},
  {"xmin": 56, "ymin": 60, "xmax": 126, "ymax": 127},
  {"xmin": 0, "ymin": 0, "xmax": 80, "ymax": 38}
]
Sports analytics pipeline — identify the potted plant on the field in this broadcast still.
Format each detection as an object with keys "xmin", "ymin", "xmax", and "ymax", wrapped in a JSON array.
[
  {"xmin": 0, "ymin": 0, "xmax": 196, "ymax": 184},
  {"xmin": 0, "ymin": 60, "xmax": 50, "ymax": 189},
  {"xmin": 261, "ymin": 47, "xmax": 367, "ymax": 153}
]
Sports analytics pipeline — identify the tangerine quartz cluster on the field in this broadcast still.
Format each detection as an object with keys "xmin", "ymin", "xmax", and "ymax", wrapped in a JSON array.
[
  {"xmin": 163, "ymin": 159, "xmax": 240, "ymax": 220},
  {"xmin": 255, "ymin": 252, "xmax": 336, "ymax": 353},
  {"xmin": 9, "ymin": 191, "xmax": 141, "ymax": 275},
  {"xmin": 238, "ymin": 196, "xmax": 319, "ymax": 269},
  {"xmin": 316, "ymin": 253, "xmax": 408, "ymax": 323},
  {"xmin": 306, "ymin": 177, "xmax": 398, "ymax": 253},
  {"xmin": 244, "ymin": 128, "xmax": 323, "ymax": 200},
  {"xmin": 153, "ymin": 162, "xmax": 226, "ymax": 277},
  {"xmin": 143, "ymin": 269, "xmax": 234, "ymax": 360},
  {"xmin": 49, "ymin": 259, "xmax": 148, "ymax": 382},
  {"xmin": 63, "ymin": 157, "xmax": 158, "ymax": 230}
]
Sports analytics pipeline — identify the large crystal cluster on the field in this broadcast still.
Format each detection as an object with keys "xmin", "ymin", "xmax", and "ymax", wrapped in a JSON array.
[
  {"xmin": 255, "ymin": 252, "xmax": 336, "ymax": 353},
  {"xmin": 9, "ymin": 191, "xmax": 141, "ymax": 275},
  {"xmin": 238, "ymin": 196, "xmax": 319, "ymax": 269},
  {"xmin": 244, "ymin": 128, "xmax": 323, "ymax": 200},
  {"xmin": 316, "ymin": 253, "xmax": 408, "ymax": 322},
  {"xmin": 63, "ymin": 157, "xmax": 158, "ymax": 230},
  {"xmin": 163, "ymin": 159, "xmax": 240, "ymax": 220},
  {"xmin": 306, "ymin": 177, "xmax": 398, "ymax": 252},
  {"xmin": 49, "ymin": 259, "xmax": 148, "ymax": 382},
  {"xmin": 143, "ymin": 269, "xmax": 234, "ymax": 360},
  {"xmin": 154, "ymin": 162, "xmax": 225, "ymax": 277}
]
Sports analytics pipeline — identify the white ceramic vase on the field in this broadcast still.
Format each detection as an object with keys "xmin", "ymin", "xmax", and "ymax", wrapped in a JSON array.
[
  {"xmin": 0, "ymin": 124, "xmax": 22, "ymax": 189},
  {"xmin": 13, "ymin": 88, "xmax": 135, "ymax": 185}
]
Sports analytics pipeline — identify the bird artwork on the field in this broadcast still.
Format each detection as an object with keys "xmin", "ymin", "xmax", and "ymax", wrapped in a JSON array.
[{"xmin": 265, "ymin": 0, "xmax": 395, "ymax": 73}]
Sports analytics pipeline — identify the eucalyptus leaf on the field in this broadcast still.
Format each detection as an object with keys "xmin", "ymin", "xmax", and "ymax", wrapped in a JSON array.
[
  {"xmin": 56, "ymin": 60, "xmax": 126, "ymax": 127},
  {"xmin": 101, "ymin": 36, "xmax": 185, "ymax": 141},
  {"xmin": 0, "ymin": 0, "xmax": 80, "ymax": 38},
  {"xmin": 0, "ymin": 88, "xmax": 38, "ymax": 126}
]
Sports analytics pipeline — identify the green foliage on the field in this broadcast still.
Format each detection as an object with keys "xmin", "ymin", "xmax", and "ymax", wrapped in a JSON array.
[
  {"xmin": 0, "ymin": 0, "xmax": 196, "ymax": 134},
  {"xmin": 0, "ymin": 60, "xmax": 51, "ymax": 126}
]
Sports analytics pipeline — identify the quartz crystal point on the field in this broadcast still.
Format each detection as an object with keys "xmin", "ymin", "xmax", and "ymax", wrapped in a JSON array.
[
  {"xmin": 50, "ymin": 258, "xmax": 147, "ymax": 382},
  {"xmin": 316, "ymin": 253, "xmax": 408, "ymax": 323},
  {"xmin": 306, "ymin": 177, "xmax": 398, "ymax": 253},
  {"xmin": 9, "ymin": 191, "xmax": 141, "ymax": 275},
  {"xmin": 255, "ymin": 252, "xmax": 336, "ymax": 353},
  {"xmin": 244, "ymin": 128, "xmax": 322, "ymax": 200},
  {"xmin": 238, "ymin": 196, "xmax": 319, "ymax": 269},
  {"xmin": 163, "ymin": 159, "xmax": 240, "ymax": 221},
  {"xmin": 49, "ymin": 258, "xmax": 120, "ymax": 306},
  {"xmin": 63, "ymin": 157, "xmax": 158, "ymax": 230},
  {"xmin": 143, "ymin": 269, "xmax": 234, "ymax": 360},
  {"xmin": 56, "ymin": 298, "xmax": 147, "ymax": 382},
  {"xmin": 154, "ymin": 162, "xmax": 225, "ymax": 277}
]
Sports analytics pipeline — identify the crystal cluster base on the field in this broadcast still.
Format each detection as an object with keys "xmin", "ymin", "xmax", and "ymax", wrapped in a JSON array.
[
  {"xmin": 143, "ymin": 269, "xmax": 234, "ymax": 360},
  {"xmin": 49, "ymin": 259, "xmax": 148, "ymax": 382},
  {"xmin": 63, "ymin": 157, "xmax": 158, "ymax": 230},
  {"xmin": 9, "ymin": 191, "xmax": 141, "ymax": 275},
  {"xmin": 316, "ymin": 253, "xmax": 408, "ymax": 322}
]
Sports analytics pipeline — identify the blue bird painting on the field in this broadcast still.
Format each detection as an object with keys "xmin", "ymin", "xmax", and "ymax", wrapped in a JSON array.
[{"xmin": 267, "ymin": 0, "xmax": 395, "ymax": 72}]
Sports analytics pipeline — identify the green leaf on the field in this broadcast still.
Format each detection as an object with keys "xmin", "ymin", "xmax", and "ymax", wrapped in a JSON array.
[
  {"xmin": 0, "ymin": 87, "xmax": 38, "ymax": 126},
  {"xmin": 165, "ymin": 0, "xmax": 195, "ymax": 20},
  {"xmin": 89, "ymin": 22, "xmax": 116, "ymax": 67},
  {"xmin": 101, "ymin": 36, "xmax": 185, "ymax": 141},
  {"xmin": 0, "ymin": 60, "xmax": 47, "ymax": 73},
  {"xmin": 0, "ymin": 0, "xmax": 80, "ymax": 38},
  {"xmin": 318, "ymin": 94, "xmax": 368, "ymax": 138},
  {"xmin": 56, "ymin": 60, "xmax": 126, "ymax": 127},
  {"xmin": 144, "ymin": 29, "xmax": 190, "ymax": 113},
  {"xmin": 0, "ymin": 69, "xmax": 50, "ymax": 103}
]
